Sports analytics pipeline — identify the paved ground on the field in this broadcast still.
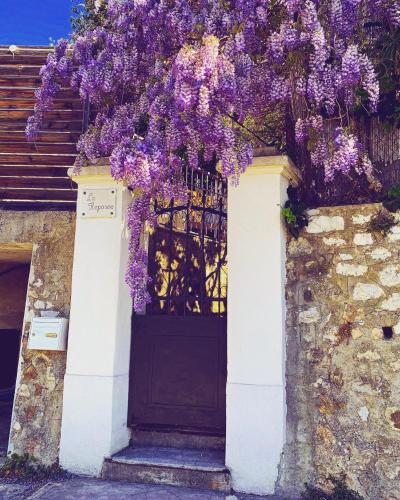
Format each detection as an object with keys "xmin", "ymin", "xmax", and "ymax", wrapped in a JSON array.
[{"xmin": 0, "ymin": 477, "xmax": 287, "ymax": 499}]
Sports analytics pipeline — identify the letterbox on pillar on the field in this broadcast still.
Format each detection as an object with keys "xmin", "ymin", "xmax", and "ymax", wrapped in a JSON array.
[{"xmin": 28, "ymin": 317, "xmax": 69, "ymax": 351}]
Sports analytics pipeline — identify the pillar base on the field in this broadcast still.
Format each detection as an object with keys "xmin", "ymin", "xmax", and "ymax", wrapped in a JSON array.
[
  {"xmin": 226, "ymin": 382, "xmax": 285, "ymax": 494},
  {"xmin": 60, "ymin": 373, "xmax": 130, "ymax": 476}
]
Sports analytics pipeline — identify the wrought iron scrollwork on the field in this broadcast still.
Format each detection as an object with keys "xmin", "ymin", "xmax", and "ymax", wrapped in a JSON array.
[{"xmin": 147, "ymin": 166, "xmax": 227, "ymax": 317}]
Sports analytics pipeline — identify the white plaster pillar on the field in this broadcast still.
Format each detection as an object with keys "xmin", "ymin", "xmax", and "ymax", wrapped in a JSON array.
[
  {"xmin": 226, "ymin": 155, "xmax": 300, "ymax": 494},
  {"xmin": 60, "ymin": 166, "xmax": 132, "ymax": 476}
]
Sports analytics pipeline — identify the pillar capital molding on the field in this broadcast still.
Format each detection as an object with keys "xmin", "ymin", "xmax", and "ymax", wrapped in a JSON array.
[
  {"xmin": 68, "ymin": 165, "xmax": 119, "ymax": 186},
  {"xmin": 246, "ymin": 155, "xmax": 301, "ymax": 185}
]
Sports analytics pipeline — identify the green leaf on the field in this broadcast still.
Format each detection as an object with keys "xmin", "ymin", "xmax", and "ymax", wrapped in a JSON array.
[{"xmin": 281, "ymin": 207, "xmax": 297, "ymax": 225}]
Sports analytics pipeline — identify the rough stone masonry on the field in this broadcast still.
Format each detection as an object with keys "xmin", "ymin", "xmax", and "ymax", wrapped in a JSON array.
[
  {"xmin": 1, "ymin": 211, "xmax": 75, "ymax": 466},
  {"xmin": 280, "ymin": 203, "xmax": 400, "ymax": 500}
]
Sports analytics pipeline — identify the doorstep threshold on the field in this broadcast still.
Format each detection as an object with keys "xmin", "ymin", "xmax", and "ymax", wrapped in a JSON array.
[{"xmin": 111, "ymin": 445, "xmax": 227, "ymax": 472}]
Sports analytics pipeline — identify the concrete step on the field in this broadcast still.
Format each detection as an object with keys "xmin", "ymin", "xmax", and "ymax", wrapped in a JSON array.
[
  {"xmin": 102, "ymin": 445, "xmax": 231, "ymax": 492},
  {"xmin": 131, "ymin": 428, "xmax": 225, "ymax": 450}
]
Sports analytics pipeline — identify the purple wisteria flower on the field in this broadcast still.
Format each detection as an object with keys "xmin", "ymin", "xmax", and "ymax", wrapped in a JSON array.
[{"xmin": 26, "ymin": 0, "xmax": 396, "ymax": 310}]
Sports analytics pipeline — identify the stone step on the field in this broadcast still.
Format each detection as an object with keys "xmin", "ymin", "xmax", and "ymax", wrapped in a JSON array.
[
  {"xmin": 131, "ymin": 428, "xmax": 225, "ymax": 450},
  {"xmin": 102, "ymin": 445, "xmax": 231, "ymax": 492}
]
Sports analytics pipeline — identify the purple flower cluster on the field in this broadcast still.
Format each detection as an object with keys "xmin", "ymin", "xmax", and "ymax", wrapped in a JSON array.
[
  {"xmin": 26, "ymin": 0, "xmax": 395, "ymax": 310},
  {"xmin": 324, "ymin": 128, "xmax": 361, "ymax": 181}
]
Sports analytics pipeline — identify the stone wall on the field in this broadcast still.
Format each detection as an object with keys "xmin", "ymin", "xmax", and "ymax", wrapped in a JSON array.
[
  {"xmin": 1, "ymin": 211, "xmax": 76, "ymax": 466},
  {"xmin": 280, "ymin": 203, "xmax": 400, "ymax": 499}
]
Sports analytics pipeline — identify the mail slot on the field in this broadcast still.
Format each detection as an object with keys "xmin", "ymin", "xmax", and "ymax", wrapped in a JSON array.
[{"xmin": 28, "ymin": 317, "xmax": 69, "ymax": 351}]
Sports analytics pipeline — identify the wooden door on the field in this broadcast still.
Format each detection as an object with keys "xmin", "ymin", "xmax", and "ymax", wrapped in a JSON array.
[{"xmin": 128, "ymin": 315, "xmax": 226, "ymax": 432}]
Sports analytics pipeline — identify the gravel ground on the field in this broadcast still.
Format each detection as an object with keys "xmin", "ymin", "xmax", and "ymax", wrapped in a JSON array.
[{"xmin": 0, "ymin": 473, "xmax": 71, "ymax": 500}]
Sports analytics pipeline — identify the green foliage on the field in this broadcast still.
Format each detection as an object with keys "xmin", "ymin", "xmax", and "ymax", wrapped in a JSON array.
[
  {"xmin": 382, "ymin": 184, "xmax": 400, "ymax": 212},
  {"xmin": 262, "ymin": 107, "xmax": 287, "ymax": 152},
  {"xmin": 282, "ymin": 206, "xmax": 297, "ymax": 225},
  {"xmin": 387, "ymin": 184, "xmax": 400, "ymax": 199},
  {"xmin": 0, "ymin": 453, "xmax": 67, "ymax": 482},
  {"xmin": 282, "ymin": 186, "xmax": 308, "ymax": 238},
  {"xmin": 71, "ymin": 1, "xmax": 108, "ymax": 37},
  {"xmin": 301, "ymin": 475, "xmax": 363, "ymax": 500}
]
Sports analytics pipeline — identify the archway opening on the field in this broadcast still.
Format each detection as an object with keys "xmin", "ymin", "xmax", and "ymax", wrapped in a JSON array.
[{"xmin": 0, "ymin": 245, "xmax": 31, "ymax": 464}]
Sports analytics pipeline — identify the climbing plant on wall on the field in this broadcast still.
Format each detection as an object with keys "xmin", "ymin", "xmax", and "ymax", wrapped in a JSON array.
[{"xmin": 26, "ymin": 0, "xmax": 399, "ymax": 310}]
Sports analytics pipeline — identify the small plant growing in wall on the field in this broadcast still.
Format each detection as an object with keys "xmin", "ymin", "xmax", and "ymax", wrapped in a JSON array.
[
  {"xmin": 301, "ymin": 475, "xmax": 363, "ymax": 500},
  {"xmin": 0, "ymin": 453, "xmax": 36, "ymax": 479},
  {"xmin": 282, "ymin": 186, "xmax": 309, "ymax": 239},
  {"xmin": 0, "ymin": 453, "xmax": 68, "ymax": 482},
  {"xmin": 368, "ymin": 209, "xmax": 396, "ymax": 235},
  {"xmin": 382, "ymin": 185, "xmax": 400, "ymax": 213}
]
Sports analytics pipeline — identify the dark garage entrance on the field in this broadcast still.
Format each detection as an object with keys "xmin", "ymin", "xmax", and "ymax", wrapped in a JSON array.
[
  {"xmin": 128, "ymin": 168, "xmax": 227, "ymax": 434},
  {"xmin": 0, "ymin": 259, "xmax": 31, "ymax": 463}
]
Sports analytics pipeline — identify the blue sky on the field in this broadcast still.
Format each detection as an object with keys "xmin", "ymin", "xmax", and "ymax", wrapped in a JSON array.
[{"xmin": 0, "ymin": 1, "xmax": 72, "ymax": 46}]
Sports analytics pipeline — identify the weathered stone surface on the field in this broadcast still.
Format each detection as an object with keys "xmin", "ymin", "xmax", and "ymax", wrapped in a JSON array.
[
  {"xmin": 357, "ymin": 350, "xmax": 381, "ymax": 361},
  {"xmin": 353, "ymin": 232, "xmax": 373, "ymax": 246},
  {"xmin": 381, "ymin": 293, "xmax": 400, "ymax": 311},
  {"xmin": 388, "ymin": 226, "xmax": 400, "ymax": 242},
  {"xmin": 371, "ymin": 327, "xmax": 384, "ymax": 340},
  {"xmin": 336, "ymin": 262, "xmax": 367, "ymax": 276},
  {"xmin": 352, "ymin": 214, "xmax": 371, "ymax": 225},
  {"xmin": 338, "ymin": 253, "xmax": 353, "ymax": 261},
  {"xmin": 353, "ymin": 283, "xmax": 384, "ymax": 301},
  {"xmin": 323, "ymin": 237, "xmax": 347, "ymax": 246},
  {"xmin": 288, "ymin": 237, "xmax": 313, "ymax": 256},
  {"xmin": 1, "ymin": 211, "xmax": 75, "ymax": 466},
  {"xmin": 379, "ymin": 265, "xmax": 400, "ymax": 287},
  {"xmin": 306, "ymin": 216, "xmax": 345, "ymax": 234},
  {"xmin": 351, "ymin": 328, "xmax": 364, "ymax": 340},
  {"xmin": 102, "ymin": 445, "xmax": 231, "ymax": 492},
  {"xmin": 299, "ymin": 307, "xmax": 320, "ymax": 324},
  {"xmin": 281, "ymin": 203, "xmax": 400, "ymax": 500},
  {"xmin": 370, "ymin": 247, "xmax": 392, "ymax": 261}
]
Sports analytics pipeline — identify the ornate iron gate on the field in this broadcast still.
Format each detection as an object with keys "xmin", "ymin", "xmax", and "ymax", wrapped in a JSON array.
[
  {"xmin": 128, "ymin": 167, "xmax": 228, "ymax": 433},
  {"xmin": 147, "ymin": 166, "xmax": 227, "ymax": 317}
]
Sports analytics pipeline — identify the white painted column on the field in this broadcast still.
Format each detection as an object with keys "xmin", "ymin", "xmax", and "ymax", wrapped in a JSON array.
[
  {"xmin": 60, "ymin": 166, "xmax": 132, "ymax": 476},
  {"xmin": 226, "ymin": 155, "xmax": 300, "ymax": 494}
]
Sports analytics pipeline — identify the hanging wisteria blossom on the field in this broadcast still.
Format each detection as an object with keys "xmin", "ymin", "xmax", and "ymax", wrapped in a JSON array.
[{"xmin": 27, "ymin": 0, "xmax": 398, "ymax": 310}]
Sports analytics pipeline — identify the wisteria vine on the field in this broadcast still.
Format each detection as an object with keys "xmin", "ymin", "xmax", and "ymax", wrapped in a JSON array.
[{"xmin": 27, "ymin": 0, "xmax": 399, "ymax": 310}]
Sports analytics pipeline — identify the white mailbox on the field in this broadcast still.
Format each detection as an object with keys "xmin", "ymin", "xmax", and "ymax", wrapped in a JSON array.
[{"xmin": 28, "ymin": 317, "xmax": 69, "ymax": 351}]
